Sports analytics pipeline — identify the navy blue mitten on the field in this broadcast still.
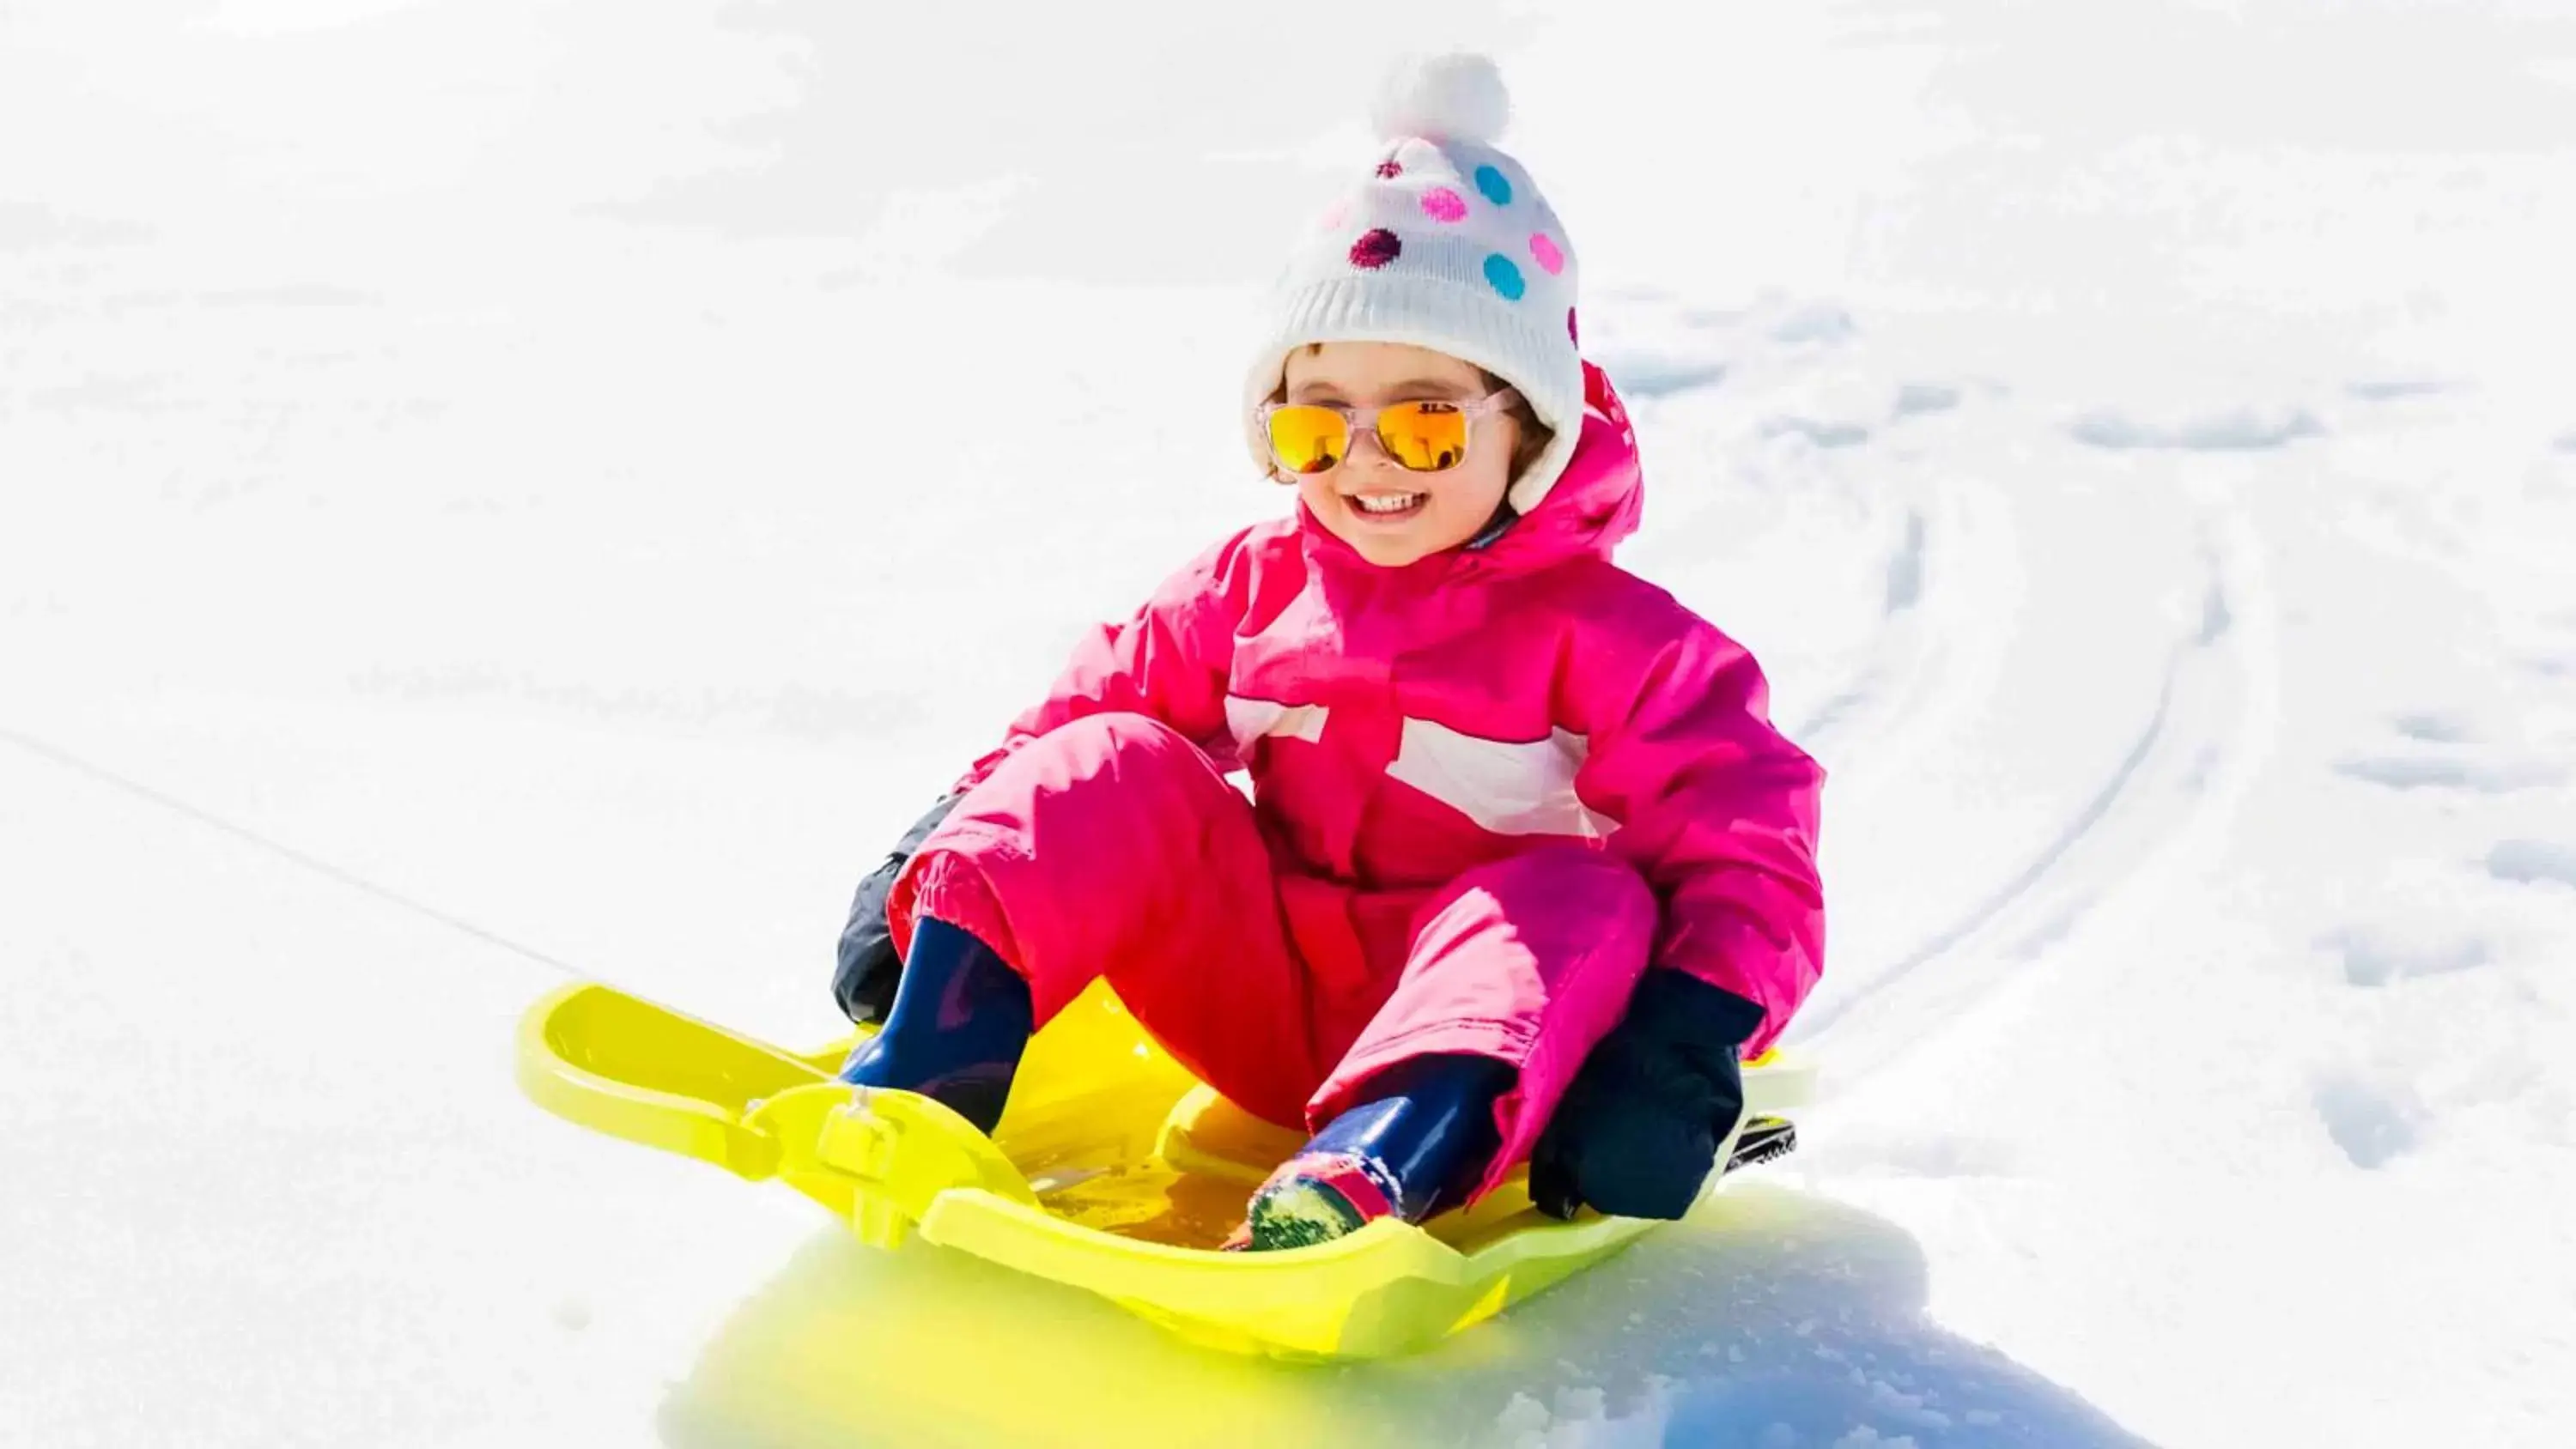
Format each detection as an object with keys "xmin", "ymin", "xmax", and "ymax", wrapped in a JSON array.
[{"xmin": 1528, "ymin": 969, "xmax": 1765, "ymax": 1222}]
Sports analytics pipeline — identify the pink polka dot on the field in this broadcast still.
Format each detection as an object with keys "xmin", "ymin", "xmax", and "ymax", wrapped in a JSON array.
[
  {"xmin": 1529, "ymin": 233, "xmax": 1566, "ymax": 276},
  {"xmin": 1420, "ymin": 187, "xmax": 1467, "ymax": 223},
  {"xmin": 1318, "ymin": 199, "xmax": 1349, "ymax": 232}
]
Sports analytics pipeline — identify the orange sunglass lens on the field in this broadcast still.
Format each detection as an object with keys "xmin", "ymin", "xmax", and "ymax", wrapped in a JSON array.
[
  {"xmin": 1267, "ymin": 405, "xmax": 1348, "ymax": 475},
  {"xmin": 1375, "ymin": 402, "xmax": 1469, "ymax": 471}
]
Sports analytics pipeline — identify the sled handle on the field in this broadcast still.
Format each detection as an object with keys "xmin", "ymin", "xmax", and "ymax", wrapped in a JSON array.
[{"xmin": 515, "ymin": 982, "xmax": 826, "ymax": 1179}]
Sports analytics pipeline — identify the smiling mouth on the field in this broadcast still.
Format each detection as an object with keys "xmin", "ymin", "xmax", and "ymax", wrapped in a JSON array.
[{"xmin": 1344, "ymin": 491, "xmax": 1428, "ymax": 521}]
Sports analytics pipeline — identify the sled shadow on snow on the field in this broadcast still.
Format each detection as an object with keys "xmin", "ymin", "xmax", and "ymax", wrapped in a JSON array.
[{"xmin": 655, "ymin": 1183, "xmax": 2148, "ymax": 1449}]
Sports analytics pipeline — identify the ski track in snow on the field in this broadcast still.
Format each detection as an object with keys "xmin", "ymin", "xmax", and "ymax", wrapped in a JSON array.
[
  {"xmin": 1795, "ymin": 464, "xmax": 2278, "ymax": 1089},
  {"xmin": 9, "ymin": 2, "xmax": 2576, "ymax": 1446}
]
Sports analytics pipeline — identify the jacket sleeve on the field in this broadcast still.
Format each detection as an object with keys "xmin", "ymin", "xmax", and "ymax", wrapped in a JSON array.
[
  {"xmin": 1575, "ymin": 618, "xmax": 1826, "ymax": 1056},
  {"xmin": 951, "ymin": 530, "xmax": 1249, "ymax": 793}
]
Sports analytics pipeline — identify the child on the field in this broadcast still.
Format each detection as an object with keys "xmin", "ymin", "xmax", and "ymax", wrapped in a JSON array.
[{"xmin": 830, "ymin": 54, "xmax": 1825, "ymax": 1250}]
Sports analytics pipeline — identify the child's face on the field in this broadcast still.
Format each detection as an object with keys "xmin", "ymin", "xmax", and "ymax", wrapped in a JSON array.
[{"xmin": 1278, "ymin": 342, "xmax": 1521, "ymax": 568}]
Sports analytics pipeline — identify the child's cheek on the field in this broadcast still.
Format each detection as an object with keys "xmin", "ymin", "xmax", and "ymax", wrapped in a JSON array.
[
  {"xmin": 1294, "ymin": 472, "xmax": 1346, "ymax": 530},
  {"xmin": 1448, "ymin": 455, "xmax": 1511, "ymax": 517}
]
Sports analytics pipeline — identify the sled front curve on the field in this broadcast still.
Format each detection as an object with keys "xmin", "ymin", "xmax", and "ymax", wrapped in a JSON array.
[{"xmin": 515, "ymin": 978, "xmax": 1815, "ymax": 1361}]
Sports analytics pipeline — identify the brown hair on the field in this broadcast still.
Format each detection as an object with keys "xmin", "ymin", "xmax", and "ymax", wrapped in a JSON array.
[{"xmin": 1483, "ymin": 366, "xmax": 1554, "ymax": 478}]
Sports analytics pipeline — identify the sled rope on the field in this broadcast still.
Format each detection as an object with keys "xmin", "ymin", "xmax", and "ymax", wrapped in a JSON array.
[{"xmin": 0, "ymin": 722, "xmax": 586, "ymax": 980}]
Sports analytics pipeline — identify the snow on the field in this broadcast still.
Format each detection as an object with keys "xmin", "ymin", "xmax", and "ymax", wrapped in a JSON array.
[{"xmin": 6, "ymin": 0, "xmax": 2575, "ymax": 1445}]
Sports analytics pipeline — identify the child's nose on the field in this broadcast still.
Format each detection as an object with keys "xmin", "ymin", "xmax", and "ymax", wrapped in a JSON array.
[{"xmin": 1345, "ymin": 427, "xmax": 1400, "ymax": 472}]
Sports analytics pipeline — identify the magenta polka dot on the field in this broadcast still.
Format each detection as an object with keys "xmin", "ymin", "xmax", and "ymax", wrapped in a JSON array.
[
  {"xmin": 1376, "ymin": 159, "xmax": 1403, "ymax": 179},
  {"xmin": 1529, "ymin": 232, "xmax": 1566, "ymax": 276},
  {"xmin": 1420, "ymin": 187, "xmax": 1467, "ymax": 223},
  {"xmin": 1349, "ymin": 227, "xmax": 1402, "ymax": 270},
  {"xmin": 1567, "ymin": 306, "xmax": 1580, "ymax": 343}
]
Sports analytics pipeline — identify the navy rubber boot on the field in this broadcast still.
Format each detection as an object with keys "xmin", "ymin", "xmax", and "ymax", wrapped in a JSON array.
[
  {"xmin": 1230, "ymin": 1053, "xmax": 1514, "ymax": 1251},
  {"xmin": 836, "ymin": 916, "xmax": 1034, "ymax": 1135}
]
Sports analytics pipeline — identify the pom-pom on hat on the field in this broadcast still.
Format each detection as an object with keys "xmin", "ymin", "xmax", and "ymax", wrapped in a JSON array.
[{"xmin": 1242, "ymin": 53, "xmax": 1585, "ymax": 515}]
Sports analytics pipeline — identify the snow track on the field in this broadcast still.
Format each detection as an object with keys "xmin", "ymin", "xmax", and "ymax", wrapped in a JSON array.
[
  {"xmin": 6, "ymin": 2, "xmax": 2573, "ymax": 1446},
  {"xmin": 1804, "ymin": 468, "xmax": 2280, "ymax": 1083}
]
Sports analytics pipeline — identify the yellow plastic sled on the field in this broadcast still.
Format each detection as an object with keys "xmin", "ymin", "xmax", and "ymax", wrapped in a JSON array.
[{"xmin": 517, "ymin": 978, "xmax": 1814, "ymax": 1361}]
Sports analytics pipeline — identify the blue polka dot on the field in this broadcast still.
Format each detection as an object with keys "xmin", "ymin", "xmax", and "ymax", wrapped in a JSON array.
[
  {"xmin": 1483, "ymin": 252, "xmax": 1527, "ymax": 300},
  {"xmin": 1473, "ymin": 164, "xmax": 1513, "ymax": 206}
]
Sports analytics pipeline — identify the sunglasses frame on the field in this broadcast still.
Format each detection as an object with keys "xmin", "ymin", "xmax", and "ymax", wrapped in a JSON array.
[{"xmin": 1258, "ymin": 386, "xmax": 1522, "ymax": 476}]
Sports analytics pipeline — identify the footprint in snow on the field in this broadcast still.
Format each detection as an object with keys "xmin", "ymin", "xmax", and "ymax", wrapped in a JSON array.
[
  {"xmin": 1767, "ymin": 300, "xmax": 1857, "ymax": 346},
  {"xmin": 1892, "ymin": 382, "xmax": 1962, "ymax": 419},
  {"xmin": 1762, "ymin": 415, "xmax": 1873, "ymax": 449},
  {"xmin": 2342, "ymin": 376, "xmax": 2453, "ymax": 402},
  {"xmin": 2312, "ymin": 1070, "xmax": 2423, "ymax": 1170},
  {"xmin": 1883, "ymin": 512, "xmax": 1925, "ymax": 615},
  {"xmin": 2522, "ymin": 653, "xmax": 2576, "ymax": 681},
  {"xmin": 2069, "ymin": 404, "xmax": 2324, "ymax": 452},
  {"xmin": 1762, "ymin": 382, "xmax": 1970, "ymax": 448},
  {"xmin": 1605, "ymin": 358, "xmax": 1728, "ymax": 398},
  {"xmin": 2332, "ymin": 755, "xmax": 2565, "ymax": 792},
  {"xmin": 2391, "ymin": 710, "xmax": 2475, "ymax": 743},
  {"xmin": 2318, "ymin": 922, "xmax": 2490, "ymax": 988},
  {"xmin": 2485, "ymin": 839, "xmax": 2576, "ymax": 890}
]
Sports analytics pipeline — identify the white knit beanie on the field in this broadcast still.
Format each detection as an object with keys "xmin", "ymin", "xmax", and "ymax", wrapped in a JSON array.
[{"xmin": 1242, "ymin": 53, "xmax": 1584, "ymax": 515}]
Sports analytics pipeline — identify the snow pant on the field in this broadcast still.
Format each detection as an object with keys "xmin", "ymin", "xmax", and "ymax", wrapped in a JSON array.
[{"xmin": 887, "ymin": 712, "xmax": 1660, "ymax": 1199}]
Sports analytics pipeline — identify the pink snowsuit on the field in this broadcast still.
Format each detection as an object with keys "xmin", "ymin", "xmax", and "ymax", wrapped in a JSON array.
[{"xmin": 889, "ymin": 361, "xmax": 1824, "ymax": 1197}]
